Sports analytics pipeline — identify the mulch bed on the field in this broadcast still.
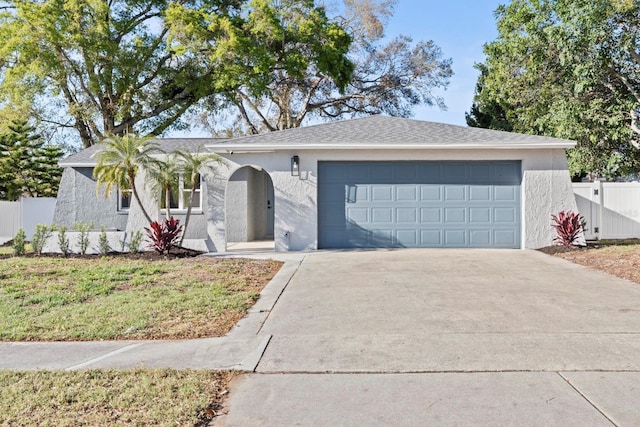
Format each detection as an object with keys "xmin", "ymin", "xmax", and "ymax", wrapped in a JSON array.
[
  {"xmin": 0, "ymin": 245, "xmax": 204, "ymax": 260},
  {"xmin": 538, "ymin": 239, "xmax": 640, "ymax": 286}
]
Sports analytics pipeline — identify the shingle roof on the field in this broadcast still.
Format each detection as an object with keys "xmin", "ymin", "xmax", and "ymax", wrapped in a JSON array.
[
  {"xmin": 205, "ymin": 115, "xmax": 575, "ymax": 148},
  {"xmin": 60, "ymin": 138, "xmax": 225, "ymax": 166},
  {"xmin": 60, "ymin": 116, "xmax": 575, "ymax": 166}
]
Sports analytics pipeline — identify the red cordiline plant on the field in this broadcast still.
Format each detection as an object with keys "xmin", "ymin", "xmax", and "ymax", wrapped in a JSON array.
[
  {"xmin": 551, "ymin": 210, "xmax": 586, "ymax": 247},
  {"xmin": 144, "ymin": 216, "xmax": 183, "ymax": 254}
]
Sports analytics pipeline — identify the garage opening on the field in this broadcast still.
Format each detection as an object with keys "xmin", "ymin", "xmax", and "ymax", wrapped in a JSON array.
[{"xmin": 317, "ymin": 161, "xmax": 521, "ymax": 249}]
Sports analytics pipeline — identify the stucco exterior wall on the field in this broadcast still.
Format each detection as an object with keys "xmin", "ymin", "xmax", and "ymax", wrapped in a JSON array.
[
  {"xmin": 53, "ymin": 167, "xmax": 128, "ymax": 230},
  {"xmin": 210, "ymin": 148, "xmax": 578, "ymax": 251},
  {"xmin": 57, "ymin": 146, "xmax": 577, "ymax": 252}
]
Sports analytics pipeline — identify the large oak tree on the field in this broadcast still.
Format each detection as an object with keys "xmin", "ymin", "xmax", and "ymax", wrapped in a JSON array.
[
  {"xmin": 168, "ymin": 0, "xmax": 453, "ymax": 135},
  {"xmin": 468, "ymin": 0, "xmax": 640, "ymax": 178},
  {"xmin": 0, "ymin": 0, "xmax": 242, "ymax": 148}
]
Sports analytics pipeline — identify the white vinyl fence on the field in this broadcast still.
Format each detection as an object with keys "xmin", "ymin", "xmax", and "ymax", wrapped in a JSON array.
[
  {"xmin": 573, "ymin": 182, "xmax": 640, "ymax": 240},
  {"xmin": 0, "ymin": 197, "xmax": 57, "ymax": 242}
]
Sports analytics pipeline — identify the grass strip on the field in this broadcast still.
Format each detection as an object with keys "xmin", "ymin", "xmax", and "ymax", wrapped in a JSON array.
[{"xmin": 0, "ymin": 369, "xmax": 236, "ymax": 426}]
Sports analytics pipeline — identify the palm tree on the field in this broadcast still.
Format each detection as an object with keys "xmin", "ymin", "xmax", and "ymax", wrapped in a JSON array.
[
  {"xmin": 92, "ymin": 134, "xmax": 160, "ymax": 225},
  {"xmin": 146, "ymin": 154, "xmax": 180, "ymax": 219},
  {"xmin": 174, "ymin": 147, "xmax": 224, "ymax": 245}
]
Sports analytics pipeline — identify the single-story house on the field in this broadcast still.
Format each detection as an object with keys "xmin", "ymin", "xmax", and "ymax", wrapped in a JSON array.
[{"xmin": 54, "ymin": 115, "xmax": 578, "ymax": 251}]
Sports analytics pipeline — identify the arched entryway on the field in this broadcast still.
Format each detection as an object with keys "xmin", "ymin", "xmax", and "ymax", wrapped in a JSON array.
[{"xmin": 225, "ymin": 166, "xmax": 274, "ymax": 249}]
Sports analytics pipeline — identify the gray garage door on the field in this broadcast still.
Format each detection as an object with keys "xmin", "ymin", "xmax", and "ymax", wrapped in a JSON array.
[{"xmin": 318, "ymin": 161, "xmax": 521, "ymax": 249}]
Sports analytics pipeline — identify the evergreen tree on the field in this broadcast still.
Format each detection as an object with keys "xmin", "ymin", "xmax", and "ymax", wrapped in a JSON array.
[{"xmin": 0, "ymin": 120, "xmax": 63, "ymax": 200}]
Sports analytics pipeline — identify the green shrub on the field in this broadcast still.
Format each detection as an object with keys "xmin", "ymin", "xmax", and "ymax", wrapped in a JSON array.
[
  {"xmin": 32, "ymin": 224, "xmax": 54, "ymax": 255},
  {"xmin": 128, "ymin": 230, "xmax": 144, "ymax": 253},
  {"xmin": 98, "ymin": 225, "xmax": 110, "ymax": 255},
  {"xmin": 74, "ymin": 221, "xmax": 93, "ymax": 254},
  {"xmin": 57, "ymin": 225, "xmax": 70, "ymax": 255},
  {"xmin": 12, "ymin": 228, "xmax": 26, "ymax": 256}
]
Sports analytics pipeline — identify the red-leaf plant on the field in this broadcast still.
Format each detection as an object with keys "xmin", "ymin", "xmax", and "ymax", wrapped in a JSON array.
[
  {"xmin": 551, "ymin": 210, "xmax": 586, "ymax": 247},
  {"xmin": 144, "ymin": 216, "xmax": 183, "ymax": 254}
]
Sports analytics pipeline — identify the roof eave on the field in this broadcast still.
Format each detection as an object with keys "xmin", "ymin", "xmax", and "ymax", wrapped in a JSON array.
[
  {"xmin": 59, "ymin": 162, "xmax": 96, "ymax": 168},
  {"xmin": 207, "ymin": 142, "xmax": 576, "ymax": 152}
]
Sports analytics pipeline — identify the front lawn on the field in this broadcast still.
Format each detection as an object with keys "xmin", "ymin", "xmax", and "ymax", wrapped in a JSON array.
[
  {"xmin": 0, "ymin": 256, "xmax": 282, "ymax": 341},
  {"xmin": 0, "ymin": 369, "xmax": 236, "ymax": 426}
]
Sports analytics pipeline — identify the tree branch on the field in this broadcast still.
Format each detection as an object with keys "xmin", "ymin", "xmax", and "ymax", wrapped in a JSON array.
[
  {"xmin": 630, "ymin": 109, "xmax": 640, "ymax": 148},
  {"xmin": 236, "ymin": 90, "xmax": 276, "ymax": 132},
  {"xmin": 234, "ymin": 95, "xmax": 259, "ymax": 134}
]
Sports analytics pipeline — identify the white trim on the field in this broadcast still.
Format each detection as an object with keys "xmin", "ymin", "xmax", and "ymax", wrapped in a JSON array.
[
  {"xmin": 117, "ymin": 187, "xmax": 132, "ymax": 213},
  {"xmin": 60, "ymin": 162, "xmax": 96, "ymax": 167},
  {"xmin": 207, "ymin": 142, "xmax": 576, "ymax": 152},
  {"xmin": 160, "ymin": 174, "xmax": 203, "ymax": 213}
]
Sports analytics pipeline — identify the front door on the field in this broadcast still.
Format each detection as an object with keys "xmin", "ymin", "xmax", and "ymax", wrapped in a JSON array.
[{"xmin": 265, "ymin": 172, "xmax": 274, "ymax": 239}]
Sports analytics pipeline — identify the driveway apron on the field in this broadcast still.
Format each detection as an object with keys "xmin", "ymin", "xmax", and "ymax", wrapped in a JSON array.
[{"xmin": 220, "ymin": 249, "xmax": 640, "ymax": 426}]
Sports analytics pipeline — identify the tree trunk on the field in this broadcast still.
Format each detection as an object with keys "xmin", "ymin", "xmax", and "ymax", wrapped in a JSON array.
[
  {"xmin": 129, "ymin": 172, "xmax": 154, "ymax": 224},
  {"xmin": 165, "ymin": 186, "xmax": 171, "ymax": 219},
  {"xmin": 178, "ymin": 176, "xmax": 198, "ymax": 246}
]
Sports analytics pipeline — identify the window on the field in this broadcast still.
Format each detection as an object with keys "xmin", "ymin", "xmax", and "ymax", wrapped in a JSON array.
[
  {"xmin": 118, "ymin": 187, "xmax": 132, "ymax": 212},
  {"xmin": 161, "ymin": 174, "xmax": 202, "ymax": 212}
]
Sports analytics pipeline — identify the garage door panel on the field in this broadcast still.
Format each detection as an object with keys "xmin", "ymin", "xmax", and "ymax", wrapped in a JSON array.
[
  {"xmin": 320, "ymin": 227, "xmax": 346, "ymax": 247},
  {"xmin": 445, "ymin": 163, "xmax": 468, "ymax": 181},
  {"xmin": 396, "ymin": 186, "xmax": 418, "ymax": 201},
  {"xmin": 421, "ymin": 230, "xmax": 443, "ymax": 246},
  {"xmin": 470, "ymin": 229, "xmax": 491, "ymax": 246},
  {"xmin": 318, "ymin": 161, "xmax": 521, "ymax": 249},
  {"xmin": 445, "ymin": 186, "xmax": 466, "ymax": 201},
  {"xmin": 371, "ymin": 208, "xmax": 393, "ymax": 223},
  {"xmin": 348, "ymin": 164, "xmax": 370, "ymax": 182},
  {"xmin": 372, "ymin": 186, "xmax": 393, "ymax": 201},
  {"xmin": 396, "ymin": 229, "xmax": 418, "ymax": 246},
  {"xmin": 421, "ymin": 207, "xmax": 442, "ymax": 223},
  {"xmin": 419, "ymin": 164, "xmax": 443, "ymax": 181},
  {"xmin": 421, "ymin": 186, "xmax": 442, "ymax": 201},
  {"xmin": 396, "ymin": 164, "xmax": 418, "ymax": 181},
  {"xmin": 494, "ymin": 207, "xmax": 517, "ymax": 223},
  {"xmin": 469, "ymin": 163, "xmax": 491, "ymax": 180},
  {"xmin": 396, "ymin": 208, "xmax": 418, "ymax": 223},
  {"xmin": 470, "ymin": 207, "xmax": 491, "ymax": 223},
  {"xmin": 495, "ymin": 229, "xmax": 518, "ymax": 246},
  {"xmin": 445, "ymin": 207, "xmax": 466, "ymax": 223},
  {"xmin": 470, "ymin": 186, "xmax": 491, "ymax": 201},
  {"xmin": 370, "ymin": 164, "xmax": 394, "ymax": 181},
  {"xmin": 495, "ymin": 186, "xmax": 517, "ymax": 201},
  {"xmin": 320, "ymin": 202, "xmax": 346, "ymax": 227},
  {"xmin": 346, "ymin": 207, "xmax": 368, "ymax": 223},
  {"xmin": 444, "ymin": 229, "xmax": 466, "ymax": 246}
]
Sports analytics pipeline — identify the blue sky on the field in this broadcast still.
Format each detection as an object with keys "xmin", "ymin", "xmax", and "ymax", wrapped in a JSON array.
[{"xmin": 385, "ymin": 0, "xmax": 505, "ymax": 126}]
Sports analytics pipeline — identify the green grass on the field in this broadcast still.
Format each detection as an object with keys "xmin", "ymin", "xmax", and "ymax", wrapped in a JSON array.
[
  {"xmin": 0, "ymin": 256, "xmax": 282, "ymax": 341},
  {"xmin": 0, "ymin": 243, "xmax": 32, "ymax": 255},
  {"xmin": 0, "ymin": 369, "xmax": 236, "ymax": 426}
]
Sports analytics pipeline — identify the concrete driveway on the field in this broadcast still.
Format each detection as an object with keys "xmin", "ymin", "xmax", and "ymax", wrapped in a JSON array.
[{"xmin": 220, "ymin": 249, "xmax": 640, "ymax": 426}]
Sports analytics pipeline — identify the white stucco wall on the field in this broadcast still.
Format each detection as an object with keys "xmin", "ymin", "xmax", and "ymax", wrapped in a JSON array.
[{"xmin": 207, "ymin": 148, "xmax": 578, "ymax": 251}]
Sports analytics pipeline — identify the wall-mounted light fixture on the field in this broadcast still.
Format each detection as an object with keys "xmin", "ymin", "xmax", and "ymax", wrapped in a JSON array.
[{"xmin": 291, "ymin": 155, "xmax": 300, "ymax": 177}]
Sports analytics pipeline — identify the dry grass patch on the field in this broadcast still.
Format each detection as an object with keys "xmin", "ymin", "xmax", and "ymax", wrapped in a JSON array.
[
  {"xmin": 0, "ymin": 369, "xmax": 237, "ymax": 426},
  {"xmin": 552, "ymin": 241, "xmax": 640, "ymax": 285},
  {"xmin": 0, "ymin": 256, "xmax": 282, "ymax": 341}
]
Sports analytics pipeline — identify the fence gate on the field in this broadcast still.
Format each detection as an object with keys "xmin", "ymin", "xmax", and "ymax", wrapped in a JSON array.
[{"xmin": 573, "ymin": 181, "xmax": 640, "ymax": 240}]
